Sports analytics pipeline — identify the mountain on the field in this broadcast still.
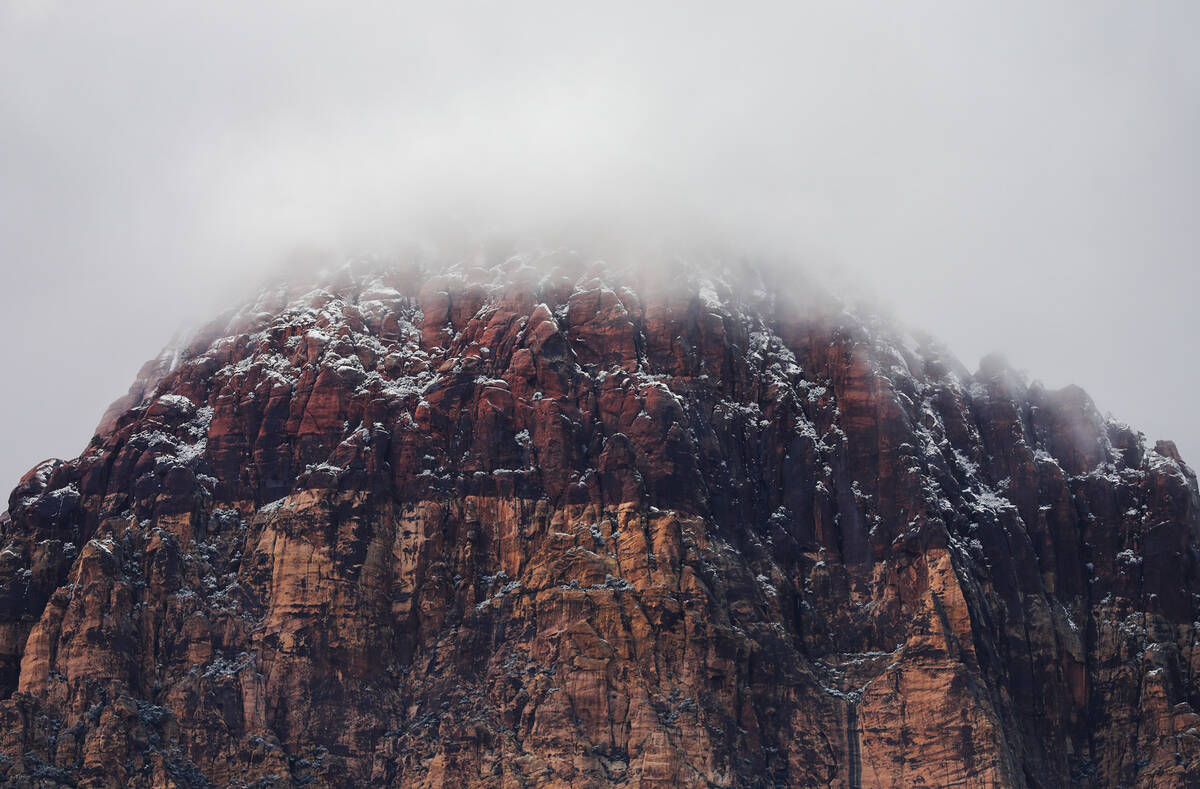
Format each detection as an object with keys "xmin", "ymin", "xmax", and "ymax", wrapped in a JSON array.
[{"xmin": 1, "ymin": 250, "xmax": 1198, "ymax": 788}]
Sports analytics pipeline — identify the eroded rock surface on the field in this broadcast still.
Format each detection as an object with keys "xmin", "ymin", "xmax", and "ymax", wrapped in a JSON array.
[{"xmin": 1, "ymin": 252, "xmax": 1198, "ymax": 788}]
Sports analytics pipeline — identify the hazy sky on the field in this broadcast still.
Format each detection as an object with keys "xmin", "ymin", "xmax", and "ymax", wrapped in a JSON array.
[{"xmin": 1, "ymin": 1, "xmax": 1198, "ymax": 491}]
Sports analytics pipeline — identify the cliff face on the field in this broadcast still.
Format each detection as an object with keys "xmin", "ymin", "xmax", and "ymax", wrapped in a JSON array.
[{"xmin": 1, "ymin": 252, "xmax": 1198, "ymax": 788}]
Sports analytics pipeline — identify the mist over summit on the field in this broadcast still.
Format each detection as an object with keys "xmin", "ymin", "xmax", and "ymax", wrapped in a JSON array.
[{"xmin": 3, "ymin": 2, "xmax": 1199, "ymax": 489}]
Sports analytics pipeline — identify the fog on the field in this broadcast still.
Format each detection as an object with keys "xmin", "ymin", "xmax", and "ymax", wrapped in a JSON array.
[{"xmin": 2, "ymin": 1, "xmax": 1198, "ymax": 490}]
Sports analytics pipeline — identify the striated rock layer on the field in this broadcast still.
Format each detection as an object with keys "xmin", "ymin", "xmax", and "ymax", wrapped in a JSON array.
[{"xmin": 1, "ymin": 250, "xmax": 1198, "ymax": 788}]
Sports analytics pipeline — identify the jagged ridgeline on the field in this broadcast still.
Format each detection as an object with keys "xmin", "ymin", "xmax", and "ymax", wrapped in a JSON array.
[{"xmin": 1, "ymin": 251, "xmax": 1198, "ymax": 787}]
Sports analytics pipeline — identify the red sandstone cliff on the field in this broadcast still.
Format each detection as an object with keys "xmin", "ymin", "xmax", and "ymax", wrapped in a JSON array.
[{"xmin": 0, "ymin": 251, "xmax": 1198, "ymax": 788}]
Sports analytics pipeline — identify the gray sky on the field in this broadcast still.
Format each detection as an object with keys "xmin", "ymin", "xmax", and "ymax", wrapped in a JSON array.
[{"xmin": 2, "ymin": 1, "xmax": 1198, "ymax": 491}]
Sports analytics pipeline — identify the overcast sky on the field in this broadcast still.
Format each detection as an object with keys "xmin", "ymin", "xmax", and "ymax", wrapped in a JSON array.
[{"xmin": 1, "ymin": 1, "xmax": 1198, "ymax": 491}]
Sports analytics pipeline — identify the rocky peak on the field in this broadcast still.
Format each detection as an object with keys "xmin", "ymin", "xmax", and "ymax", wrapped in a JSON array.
[{"xmin": 0, "ymin": 249, "xmax": 1198, "ymax": 787}]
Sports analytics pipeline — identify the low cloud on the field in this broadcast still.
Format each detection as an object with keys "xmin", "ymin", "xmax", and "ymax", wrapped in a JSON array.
[{"xmin": 1, "ymin": 1, "xmax": 1198, "ymax": 485}]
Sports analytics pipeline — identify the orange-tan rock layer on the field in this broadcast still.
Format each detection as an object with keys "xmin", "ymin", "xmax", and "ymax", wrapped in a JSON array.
[{"xmin": 0, "ymin": 253, "xmax": 1197, "ymax": 788}]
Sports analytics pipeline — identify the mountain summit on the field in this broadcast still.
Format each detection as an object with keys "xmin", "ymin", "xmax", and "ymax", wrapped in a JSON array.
[{"xmin": 1, "ymin": 251, "xmax": 1198, "ymax": 787}]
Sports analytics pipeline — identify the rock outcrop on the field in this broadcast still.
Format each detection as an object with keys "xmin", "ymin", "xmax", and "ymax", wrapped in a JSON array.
[{"xmin": 0, "ymin": 250, "xmax": 1198, "ymax": 788}]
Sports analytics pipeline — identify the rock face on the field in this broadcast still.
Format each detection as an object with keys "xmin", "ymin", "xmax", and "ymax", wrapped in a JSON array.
[{"xmin": 1, "ymin": 251, "xmax": 1198, "ymax": 788}]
